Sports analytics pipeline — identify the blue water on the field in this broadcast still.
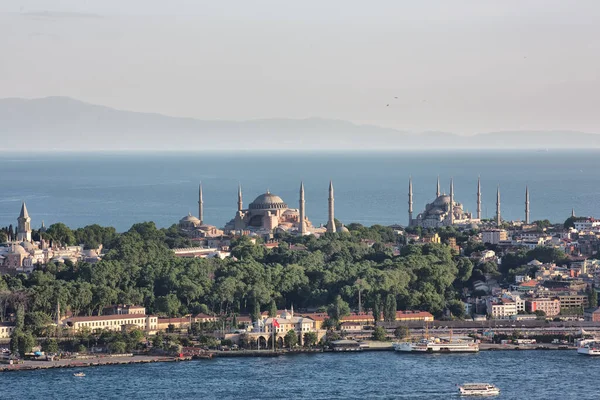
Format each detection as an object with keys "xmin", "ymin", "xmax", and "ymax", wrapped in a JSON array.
[
  {"xmin": 1, "ymin": 151, "xmax": 599, "ymax": 232},
  {"xmin": 0, "ymin": 351, "xmax": 598, "ymax": 399}
]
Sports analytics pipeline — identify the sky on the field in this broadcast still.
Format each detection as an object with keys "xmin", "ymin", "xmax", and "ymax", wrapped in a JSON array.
[{"xmin": 1, "ymin": 0, "xmax": 599, "ymax": 134}]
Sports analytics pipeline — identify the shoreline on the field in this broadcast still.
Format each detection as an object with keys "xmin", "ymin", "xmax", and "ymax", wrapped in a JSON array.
[{"xmin": 0, "ymin": 344, "xmax": 578, "ymax": 372}]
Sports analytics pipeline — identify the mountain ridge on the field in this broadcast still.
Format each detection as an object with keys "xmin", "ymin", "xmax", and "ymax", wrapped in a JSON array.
[{"xmin": 1, "ymin": 96, "xmax": 598, "ymax": 151}]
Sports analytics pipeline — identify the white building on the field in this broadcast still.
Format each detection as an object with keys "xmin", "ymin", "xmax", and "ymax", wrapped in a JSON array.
[
  {"xmin": 482, "ymin": 229, "xmax": 508, "ymax": 245},
  {"xmin": 486, "ymin": 298, "xmax": 518, "ymax": 319}
]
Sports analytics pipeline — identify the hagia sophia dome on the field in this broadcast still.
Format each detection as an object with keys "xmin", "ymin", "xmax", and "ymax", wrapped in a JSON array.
[{"xmin": 249, "ymin": 191, "xmax": 288, "ymax": 210}]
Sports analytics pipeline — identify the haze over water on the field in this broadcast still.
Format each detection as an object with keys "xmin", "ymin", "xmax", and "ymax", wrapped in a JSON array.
[{"xmin": 0, "ymin": 150, "xmax": 597, "ymax": 232}]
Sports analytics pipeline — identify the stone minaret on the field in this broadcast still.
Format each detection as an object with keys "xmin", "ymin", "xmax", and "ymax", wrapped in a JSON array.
[
  {"xmin": 436, "ymin": 176, "xmax": 441, "ymax": 198},
  {"xmin": 572, "ymin": 208, "xmax": 576, "ymax": 218},
  {"xmin": 17, "ymin": 202, "xmax": 31, "ymax": 242},
  {"xmin": 449, "ymin": 178, "xmax": 454, "ymax": 225},
  {"xmin": 496, "ymin": 185, "xmax": 501, "ymax": 227},
  {"xmin": 198, "ymin": 183, "xmax": 204, "ymax": 224},
  {"xmin": 299, "ymin": 181, "xmax": 306, "ymax": 235},
  {"xmin": 326, "ymin": 180, "xmax": 336, "ymax": 233},
  {"xmin": 476, "ymin": 176, "xmax": 482, "ymax": 220},
  {"xmin": 237, "ymin": 184, "xmax": 243, "ymax": 212},
  {"xmin": 525, "ymin": 185, "xmax": 530, "ymax": 224},
  {"xmin": 408, "ymin": 176, "xmax": 413, "ymax": 226}
]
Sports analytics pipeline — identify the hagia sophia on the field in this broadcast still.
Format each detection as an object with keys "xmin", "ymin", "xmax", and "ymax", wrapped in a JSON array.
[{"xmin": 179, "ymin": 181, "xmax": 344, "ymax": 238}]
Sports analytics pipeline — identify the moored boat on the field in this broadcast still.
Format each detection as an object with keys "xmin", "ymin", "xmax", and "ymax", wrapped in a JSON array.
[
  {"xmin": 577, "ymin": 339, "xmax": 600, "ymax": 355},
  {"xmin": 458, "ymin": 383, "xmax": 500, "ymax": 396},
  {"xmin": 73, "ymin": 372, "xmax": 86, "ymax": 377},
  {"xmin": 393, "ymin": 337, "xmax": 479, "ymax": 353}
]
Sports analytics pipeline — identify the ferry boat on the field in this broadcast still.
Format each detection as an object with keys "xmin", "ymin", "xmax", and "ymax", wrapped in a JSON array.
[
  {"xmin": 458, "ymin": 383, "xmax": 500, "ymax": 396},
  {"xmin": 73, "ymin": 372, "xmax": 86, "ymax": 377},
  {"xmin": 393, "ymin": 337, "xmax": 479, "ymax": 353},
  {"xmin": 577, "ymin": 339, "xmax": 600, "ymax": 356}
]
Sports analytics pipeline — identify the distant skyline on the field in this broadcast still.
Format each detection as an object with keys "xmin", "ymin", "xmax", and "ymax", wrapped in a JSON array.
[{"xmin": 1, "ymin": 1, "xmax": 599, "ymax": 135}]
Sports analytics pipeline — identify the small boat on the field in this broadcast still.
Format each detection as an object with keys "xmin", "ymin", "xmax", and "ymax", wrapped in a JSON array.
[
  {"xmin": 577, "ymin": 339, "xmax": 600, "ymax": 355},
  {"xmin": 458, "ymin": 383, "xmax": 499, "ymax": 396},
  {"xmin": 73, "ymin": 372, "xmax": 86, "ymax": 377}
]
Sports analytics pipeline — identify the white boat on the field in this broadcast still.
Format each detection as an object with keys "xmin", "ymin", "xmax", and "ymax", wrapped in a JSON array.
[
  {"xmin": 393, "ymin": 337, "xmax": 479, "ymax": 353},
  {"xmin": 73, "ymin": 372, "xmax": 86, "ymax": 377},
  {"xmin": 577, "ymin": 339, "xmax": 600, "ymax": 355},
  {"xmin": 458, "ymin": 383, "xmax": 500, "ymax": 396}
]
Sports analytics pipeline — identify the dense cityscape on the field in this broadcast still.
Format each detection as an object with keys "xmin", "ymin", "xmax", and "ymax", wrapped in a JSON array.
[{"xmin": 1, "ymin": 177, "xmax": 599, "ymax": 372}]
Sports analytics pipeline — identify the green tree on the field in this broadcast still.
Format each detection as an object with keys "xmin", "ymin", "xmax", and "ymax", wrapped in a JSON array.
[
  {"xmin": 303, "ymin": 332, "xmax": 318, "ymax": 347},
  {"xmin": 284, "ymin": 329, "xmax": 298, "ymax": 348},
  {"xmin": 42, "ymin": 338, "xmax": 59, "ymax": 354},
  {"xmin": 383, "ymin": 294, "xmax": 397, "ymax": 322},
  {"xmin": 394, "ymin": 326, "xmax": 409, "ymax": 339},
  {"xmin": 109, "ymin": 341, "xmax": 127, "ymax": 354},
  {"xmin": 589, "ymin": 287, "xmax": 598, "ymax": 308},
  {"xmin": 327, "ymin": 295, "xmax": 350, "ymax": 323},
  {"xmin": 372, "ymin": 326, "xmax": 387, "ymax": 341},
  {"xmin": 268, "ymin": 300, "xmax": 278, "ymax": 318},
  {"xmin": 155, "ymin": 294, "xmax": 182, "ymax": 317},
  {"xmin": 46, "ymin": 223, "xmax": 76, "ymax": 246},
  {"xmin": 18, "ymin": 331, "xmax": 36, "ymax": 355}
]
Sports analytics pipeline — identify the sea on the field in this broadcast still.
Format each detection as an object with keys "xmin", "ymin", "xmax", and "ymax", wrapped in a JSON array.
[
  {"xmin": 1, "ymin": 351, "xmax": 599, "ymax": 399},
  {"xmin": 0, "ymin": 150, "xmax": 599, "ymax": 232}
]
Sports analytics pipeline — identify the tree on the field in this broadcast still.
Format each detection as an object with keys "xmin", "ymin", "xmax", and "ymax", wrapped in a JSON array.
[
  {"xmin": 42, "ymin": 338, "xmax": 59, "ymax": 354},
  {"xmin": 394, "ymin": 326, "xmax": 409, "ymax": 339},
  {"xmin": 155, "ymin": 294, "xmax": 182, "ymax": 317},
  {"xmin": 372, "ymin": 326, "xmax": 387, "ymax": 341},
  {"xmin": 303, "ymin": 332, "xmax": 318, "ymax": 347},
  {"xmin": 284, "ymin": 329, "xmax": 298, "ymax": 348},
  {"xmin": 383, "ymin": 294, "xmax": 397, "ymax": 322},
  {"xmin": 327, "ymin": 295, "xmax": 350, "ymax": 323},
  {"xmin": 17, "ymin": 331, "xmax": 36, "ymax": 355},
  {"xmin": 46, "ymin": 223, "xmax": 76, "ymax": 246},
  {"xmin": 589, "ymin": 287, "xmax": 598, "ymax": 308},
  {"xmin": 109, "ymin": 341, "xmax": 127, "ymax": 354},
  {"xmin": 268, "ymin": 300, "xmax": 278, "ymax": 318},
  {"xmin": 447, "ymin": 300, "xmax": 466, "ymax": 319},
  {"xmin": 534, "ymin": 310, "xmax": 547, "ymax": 317}
]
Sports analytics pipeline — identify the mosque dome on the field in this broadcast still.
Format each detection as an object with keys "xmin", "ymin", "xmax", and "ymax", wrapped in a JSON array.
[
  {"xmin": 433, "ymin": 195, "xmax": 451, "ymax": 206},
  {"xmin": 249, "ymin": 191, "xmax": 288, "ymax": 210},
  {"xmin": 20, "ymin": 241, "xmax": 34, "ymax": 251},
  {"xmin": 12, "ymin": 245, "xmax": 27, "ymax": 255},
  {"xmin": 179, "ymin": 213, "xmax": 201, "ymax": 224}
]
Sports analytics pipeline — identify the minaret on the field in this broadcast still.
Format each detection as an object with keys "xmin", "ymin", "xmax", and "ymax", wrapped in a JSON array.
[
  {"xmin": 408, "ymin": 176, "xmax": 413, "ymax": 226},
  {"xmin": 525, "ymin": 186, "xmax": 530, "ymax": 224},
  {"xmin": 17, "ymin": 202, "xmax": 31, "ymax": 242},
  {"xmin": 237, "ymin": 184, "xmax": 243, "ymax": 212},
  {"xmin": 572, "ymin": 208, "xmax": 576, "ymax": 218},
  {"xmin": 436, "ymin": 176, "xmax": 441, "ymax": 198},
  {"xmin": 326, "ymin": 180, "xmax": 336, "ymax": 233},
  {"xmin": 476, "ymin": 176, "xmax": 482, "ymax": 220},
  {"xmin": 299, "ymin": 181, "xmax": 306, "ymax": 235},
  {"xmin": 496, "ymin": 185, "xmax": 501, "ymax": 227},
  {"xmin": 198, "ymin": 183, "xmax": 204, "ymax": 224},
  {"xmin": 449, "ymin": 178, "xmax": 454, "ymax": 225}
]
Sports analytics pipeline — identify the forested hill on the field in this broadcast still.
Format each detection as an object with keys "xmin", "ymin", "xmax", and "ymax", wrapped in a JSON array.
[{"xmin": 1, "ymin": 222, "xmax": 476, "ymax": 332}]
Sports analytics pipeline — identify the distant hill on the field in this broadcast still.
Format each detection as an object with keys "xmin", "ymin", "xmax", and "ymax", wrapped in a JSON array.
[{"xmin": 1, "ymin": 96, "xmax": 598, "ymax": 151}]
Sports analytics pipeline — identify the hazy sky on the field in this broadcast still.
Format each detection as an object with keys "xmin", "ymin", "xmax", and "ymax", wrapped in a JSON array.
[{"xmin": 1, "ymin": 1, "xmax": 599, "ymax": 134}]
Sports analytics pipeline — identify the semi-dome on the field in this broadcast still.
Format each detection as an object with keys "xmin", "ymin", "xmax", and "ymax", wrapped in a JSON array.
[{"xmin": 249, "ymin": 191, "xmax": 288, "ymax": 210}]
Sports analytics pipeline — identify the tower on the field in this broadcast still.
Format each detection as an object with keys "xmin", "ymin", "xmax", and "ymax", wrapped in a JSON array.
[
  {"xmin": 496, "ymin": 185, "xmax": 501, "ymax": 227},
  {"xmin": 17, "ymin": 202, "xmax": 31, "ymax": 242},
  {"xmin": 198, "ymin": 183, "xmax": 204, "ymax": 224},
  {"xmin": 449, "ymin": 178, "xmax": 454, "ymax": 225},
  {"xmin": 476, "ymin": 176, "xmax": 482, "ymax": 220},
  {"xmin": 326, "ymin": 180, "xmax": 336, "ymax": 233},
  {"xmin": 525, "ymin": 185, "xmax": 530, "ymax": 224},
  {"xmin": 299, "ymin": 181, "xmax": 306, "ymax": 235},
  {"xmin": 408, "ymin": 176, "xmax": 413, "ymax": 226},
  {"xmin": 436, "ymin": 176, "xmax": 441, "ymax": 198},
  {"xmin": 572, "ymin": 208, "xmax": 576, "ymax": 218},
  {"xmin": 237, "ymin": 184, "xmax": 243, "ymax": 212}
]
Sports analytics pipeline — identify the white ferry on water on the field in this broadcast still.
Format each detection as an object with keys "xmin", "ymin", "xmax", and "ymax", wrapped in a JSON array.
[
  {"xmin": 458, "ymin": 383, "xmax": 500, "ymax": 396},
  {"xmin": 577, "ymin": 339, "xmax": 600, "ymax": 355},
  {"xmin": 393, "ymin": 337, "xmax": 479, "ymax": 353}
]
